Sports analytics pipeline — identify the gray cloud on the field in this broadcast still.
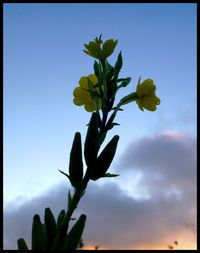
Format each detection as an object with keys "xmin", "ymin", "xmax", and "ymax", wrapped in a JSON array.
[
  {"xmin": 118, "ymin": 132, "xmax": 196, "ymax": 198},
  {"xmin": 4, "ymin": 131, "xmax": 196, "ymax": 249}
]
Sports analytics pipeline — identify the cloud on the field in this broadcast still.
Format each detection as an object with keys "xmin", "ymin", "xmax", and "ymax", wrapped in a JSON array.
[
  {"xmin": 3, "ymin": 131, "xmax": 196, "ymax": 249},
  {"xmin": 117, "ymin": 131, "xmax": 196, "ymax": 199}
]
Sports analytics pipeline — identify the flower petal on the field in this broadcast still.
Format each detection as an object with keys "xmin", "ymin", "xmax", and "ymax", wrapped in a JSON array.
[
  {"xmin": 79, "ymin": 77, "xmax": 89, "ymax": 89},
  {"xmin": 102, "ymin": 39, "xmax": 118, "ymax": 59},
  {"xmin": 73, "ymin": 87, "xmax": 90, "ymax": 103},
  {"xmin": 84, "ymin": 100, "xmax": 96, "ymax": 112},
  {"xmin": 84, "ymin": 42, "xmax": 102, "ymax": 59},
  {"xmin": 137, "ymin": 79, "xmax": 156, "ymax": 96},
  {"xmin": 73, "ymin": 98, "xmax": 83, "ymax": 106},
  {"xmin": 141, "ymin": 95, "xmax": 160, "ymax": 111},
  {"xmin": 88, "ymin": 74, "xmax": 98, "ymax": 85}
]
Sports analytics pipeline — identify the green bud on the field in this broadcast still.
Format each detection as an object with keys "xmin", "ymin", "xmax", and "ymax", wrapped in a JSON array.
[
  {"xmin": 17, "ymin": 238, "xmax": 29, "ymax": 250},
  {"xmin": 44, "ymin": 208, "xmax": 57, "ymax": 248},
  {"xmin": 90, "ymin": 135, "xmax": 119, "ymax": 180},
  {"xmin": 102, "ymin": 39, "xmax": 118, "ymax": 59},
  {"xmin": 84, "ymin": 113, "xmax": 99, "ymax": 169},
  {"xmin": 56, "ymin": 209, "xmax": 66, "ymax": 232},
  {"xmin": 83, "ymin": 36, "xmax": 118, "ymax": 60},
  {"xmin": 32, "ymin": 214, "xmax": 47, "ymax": 250},
  {"xmin": 69, "ymin": 132, "xmax": 83, "ymax": 188}
]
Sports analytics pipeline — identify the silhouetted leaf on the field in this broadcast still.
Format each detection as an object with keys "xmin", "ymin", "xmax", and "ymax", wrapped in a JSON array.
[
  {"xmin": 68, "ymin": 190, "xmax": 72, "ymax": 209},
  {"xmin": 103, "ymin": 173, "xmax": 119, "ymax": 177},
  {"xmin": 84, "ymin": 113, "xmax": 99, "ymax": 169},
  {"xmin": 44, "ymin": 208, "xmax": 57, "ymax": 248},
  {"xmin": 17, "ymin": 238, "xmax": 29, "ymax": 250},
  {"xmin": 64, "ymin": 214, "xmax": 87, "ymax": 250},
  {"xmin": 69, "ymin": 132, "xmax": 83, "ymax": 188},
  {"xmin": 32, "ymin": 214, "xmax": 47, "ymax": 250},
  {"xmin": 117, "ymin": 77, "xmax": 131, "ymax": 90},
  {"xmin": 90, "ymin": 135, "xmax": 119, "ymax": 180},
  {"xmin": 57, "ymin": 209, "xmax": 66, "ymax": 231}
]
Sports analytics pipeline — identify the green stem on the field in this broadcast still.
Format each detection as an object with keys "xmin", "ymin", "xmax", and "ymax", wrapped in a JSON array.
[
  {"xmin": 61, "ymin": 173, "xmax": 90, "ymax": 234},
  {"xmin": 101, "ymin": 60, "xmax": 107, "ymax": 102},
  {"xmin": 100, "ymin": 110, "xmax": 108, "ymax": 134},
  {"xmin": 104, "ymin": 102, "xmax": 122, "ymax": 131}
]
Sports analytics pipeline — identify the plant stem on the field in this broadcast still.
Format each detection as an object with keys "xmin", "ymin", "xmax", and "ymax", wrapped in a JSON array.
[
  {"xmin": 61, "ymin": 173, "xmax": 90, "ymax": 234},
  {"xmin": 100, "ymin": 110, "xmax": 108, "ymax": 134},
  {"xmin": 101, "ymin": 60, "xmax": 107, "ymax": 101},
  {"xmin": 104, "ymin": 102, "xmax": 122, "ymax": 131}
]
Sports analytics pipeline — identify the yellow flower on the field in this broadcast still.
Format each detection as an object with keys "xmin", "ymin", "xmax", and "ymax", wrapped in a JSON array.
[
  {"xmin": 73, "ymin": 74, "xmax": 101, "ymax": 112},
  {"xmin": 136, "ymin": 79, "xmax": 160, "ymax": 111},
  {"xmin": 83, "ymin": 36, "xmax": 118, "ymax": 61}
]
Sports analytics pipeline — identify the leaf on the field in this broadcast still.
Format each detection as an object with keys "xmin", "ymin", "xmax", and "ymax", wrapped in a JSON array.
[
  {"xmin": 90, "ymin": 135, "xmax": 120, "ymax": 180},
  {"xmin": 108, "ymin": 96, "xmax": 115, "ymax": 111},
  {"xmin": 56, "ymin": 209, "xmax": 66, "ymax": 231},
  {"xmin": 58, "ymin": 169, "xmax": 70, "ymax": 181},
  {"xmin": 44, "ymin": 208, "xmax": 57, "ymax": 249},
  {"xmin": 50, "ymin": 210, "xmax": 68, "ymax": 250},
  {"xmin": 120, "ymin": 92, "xmax": 138, "ymax": 106},
  {"xmin": 84, "ymin": 113, "xmax": 99, "ymax": 169},
  {"xmin": 117, "ymin": 77, "xmax": 132, "ymax": 90},
  {"xmin": 105, "ymin": 106, "xmax": 122, "ymax": 131},
  {"xmin": 69, "ymin": 132, "xmax": 83, "ymax": 188},
  {"xmin": 108, "ymin": 81, "xmax": 117, "ymax": 101},
  {"xmin": 98, "ymin": 132, "xmax": 107, "ymax": 148},
  {"xmin": 93, "ymin": 60, "xmax": 100, "ymax": 80},
  {"xmin": 106, "ymin": 122, "xmax": 120, "ymax": 130},
  {"xmin": 106, "ymin": 61, "xmax": 115, "ymax": 79},
  {"xmin": 103, "ymin": 173, "xmax": 119, "ymax": 177},
  {"xmin": 50, "ymin": 232, "xmax": 67, "ymax": 250},
  {"xmin": 64, "ymin": 214, "xmax": 87, "ymax": 250},
  {"xmin": 113, "ymin": 51, "xmax": 123, "ymax": 80},
  {"xmin": 17, "ymin": 238, "xmax": 29, "ymax": 250},
  {"xmin": 116, "ymin": 78, "xmax": 127, "ymax": 82},
  {"xmin": 68, "ymin": 190, "xmax": 72, "ymax": 209},
  {"xmin": 112, "ymin": 107, "xmax": 123, "ymax": 111},
  {"xmin": 31, "ymin": 214, "xmax": 47, "ymax": 250}
]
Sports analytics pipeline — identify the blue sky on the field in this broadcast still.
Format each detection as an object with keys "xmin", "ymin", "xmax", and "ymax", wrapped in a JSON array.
[
  {"xmin": 3, "ymin": 3, "xmax": 197, "ymax": 249},
  {"xmin": 4, "ymin": 3, "xmax": 196, "ymax": 202}
]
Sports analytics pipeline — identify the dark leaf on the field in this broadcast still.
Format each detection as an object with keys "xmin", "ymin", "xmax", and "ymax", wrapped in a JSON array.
[
  {"xmin": 17, "ymin": 238, "xmax": 29, "ymax": 250},
  {"xmin": 84, "ymin": 113, "xmax": 99, "ymax": 168},
  {"xmin": 69, "ymin": 132, "xmax": 83, "ymax": 188},
  {"xmin": 113, "ymin": 52, "xmax": 123, "ymax": 80},
  {"xmin": 56, "ymin": 210, "xmax": 66, "ymax": 231},
  {"xmin": 68, "ymin": 190, "xmax": 72, "ymax": 209},
  {"xmin": 93, "ymin": 60, "xmax": 100, "ymax": 80},
  {"xmin": 31, "ymin": 214, "xmax": 47, "ymax": 250},
  {"xmin": 107, "ymin": 122, "xmax": 120, "ymax": 130},
  {"xmin": 103, "ymin": 173, "xmax": 119, "ymax": 177},
  {"xmin": 58, "ymin": 169, "xmax": 70, "ymax": 181},
  {"xmin": 117, "ymin": 77, "xmax": 132, "ymax": 90},
  {"xmin": 44, "ymin": 208, "xmax": 57, "ymax": 248},
  {"xmin": 64, "ymin": 214, "xmax": 87, "ymax": 250},
  {"xmin": 90, "ymin": 135, "xmax": 120, "ymax": 180}
]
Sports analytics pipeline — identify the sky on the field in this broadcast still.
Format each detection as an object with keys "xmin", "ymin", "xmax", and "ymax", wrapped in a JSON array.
[{"xmin": 3, "ymin": 3, "xmax": 197, "ymax": 250}]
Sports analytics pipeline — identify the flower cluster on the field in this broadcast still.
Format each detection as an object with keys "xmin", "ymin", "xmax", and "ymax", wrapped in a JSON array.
[
  {"xmin": 73, "ymin": 35, "xmax": 161, "ymax": 114},
  {"xmin": 83, "ymin": 35, "xmax": 118, "ymax": 61},
  {"xmin": 136, "ymin": 79, "xmax": 160, "ymax": 111},
  {"xmin": 73, "ymin": 74, "xmax": 101, "ymax": 112}
]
